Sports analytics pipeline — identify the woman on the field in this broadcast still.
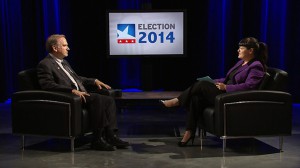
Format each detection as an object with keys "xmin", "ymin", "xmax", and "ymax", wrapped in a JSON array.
[{"xmin": 160, "ymin": 37, "xmax": 268, "ymax": 147}]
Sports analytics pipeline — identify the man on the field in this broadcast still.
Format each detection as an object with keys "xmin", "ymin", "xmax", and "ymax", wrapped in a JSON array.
[{"xmin": 37, "ymin": 34, "xmax": 129, "ymax": 151}]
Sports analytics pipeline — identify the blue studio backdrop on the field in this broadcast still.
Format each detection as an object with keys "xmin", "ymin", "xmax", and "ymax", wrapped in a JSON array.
[{"xmin": 1, "ymin": 0, "xmax": 300, "ymax": 102}]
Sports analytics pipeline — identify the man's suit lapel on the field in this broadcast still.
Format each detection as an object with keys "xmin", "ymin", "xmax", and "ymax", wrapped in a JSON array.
[{"xmin": 46, "ymin": 55, "xmax": 73, "ymax": 83}]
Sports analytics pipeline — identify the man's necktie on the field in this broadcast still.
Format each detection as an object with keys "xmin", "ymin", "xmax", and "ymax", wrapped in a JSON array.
[{"xmin": 61, "ymin": 61, "xmax": 87, "ymax": 92}]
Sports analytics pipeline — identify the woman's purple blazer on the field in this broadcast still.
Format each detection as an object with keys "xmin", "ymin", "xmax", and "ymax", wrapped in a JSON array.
[{"xmin": 214, "ymin": 60, "xmax": 265, "ymax": 92}]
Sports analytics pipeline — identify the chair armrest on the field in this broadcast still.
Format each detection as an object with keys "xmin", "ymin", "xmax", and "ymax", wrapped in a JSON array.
[
  {"xmin": 12, "ymin": 90, "xmax": 81, "ymax": 103},
  {"xmin": 215, "ymin": 90, "xmax": 291, "ymax": 104},
  {"xmin": 87, "ymin": 87, "xmax": 122, "ymax": 97},
  {"xmin": 213, "ymin": 90, "xmax": 292, "ymax": 136},
  {"xmin": 11, "ymin": 90, "xmax": 83, "ymax": 137}
]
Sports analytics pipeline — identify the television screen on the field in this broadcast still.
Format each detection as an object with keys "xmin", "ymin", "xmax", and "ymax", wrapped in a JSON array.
[{"xmin": 107, "ymin": 10, "xmax": 186, "ymax": 57}]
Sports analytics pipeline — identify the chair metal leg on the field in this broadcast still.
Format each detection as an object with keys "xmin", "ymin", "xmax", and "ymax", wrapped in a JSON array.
[
  {"xmin": 21, "ymin": 135, "xmax": 25, "ymax": 150},
  {"xmin": 279, "ymin": 136, "xmax": 283, "ymax": 152},
  {"xmin": 70, "ymin": 137, "xmax": 75, "ymax": 152},
  {"xmin": 198, "ymin": 128, "xmax": 207, "ymax": 137},
  {"xmin": 222, "ymin": 137, "xmax": 226, "ymax": 152},
  {"xmin": 200, "ymin": 129, "xmax": 203, "ymax": 150},
  {"xmin": 221, "ymin": 153, "xmax": 226, "ymax": 168}
]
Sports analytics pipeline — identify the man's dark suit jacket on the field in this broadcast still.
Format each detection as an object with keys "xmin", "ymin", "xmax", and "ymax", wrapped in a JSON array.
[
  {"xmin": 37, "ymin": 54, "xmax": 117, "ymax": 130},
  {"xmin": 37, "ymin": 54, "xmax": 96, "ymax": 92}
]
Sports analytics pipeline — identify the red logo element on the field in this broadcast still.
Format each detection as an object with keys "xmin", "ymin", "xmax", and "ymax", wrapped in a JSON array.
[{"xmin": 117, "ymin": 39, "xmax": 136, "ymax": 43}]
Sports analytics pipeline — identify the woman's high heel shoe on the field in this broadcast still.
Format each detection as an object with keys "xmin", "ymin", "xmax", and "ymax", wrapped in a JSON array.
[
  {"xmin": 177, "ymin": 135, "xmax": 195, "ymax": 147},
  {"xmin": 159, "ymin": 99, "xmax": 179, "ymax": 108}
]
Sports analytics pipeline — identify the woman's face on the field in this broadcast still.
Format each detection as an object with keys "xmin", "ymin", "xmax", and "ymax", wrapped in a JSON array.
[{"xmin": 237, "ymin": 46, "xmax": 253, "ymax": 61}]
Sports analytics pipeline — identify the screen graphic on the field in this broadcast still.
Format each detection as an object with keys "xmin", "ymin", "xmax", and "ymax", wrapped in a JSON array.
[
  {"xmin": 108, "ymin": 11, "xmax": 186, "ymax": 57},
  {"xmin": 117, "ymin": 24, "xmax": 136, "ymax": 43}
]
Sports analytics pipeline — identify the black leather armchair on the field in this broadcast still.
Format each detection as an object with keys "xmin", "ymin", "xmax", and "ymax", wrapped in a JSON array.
[
  {"xmin": 192, "ymin": 67, "xmax": 292, "ymax": 151},
  {"xmin": 11, "ymin": 68, "xmax": 118, "ymax": 151}
]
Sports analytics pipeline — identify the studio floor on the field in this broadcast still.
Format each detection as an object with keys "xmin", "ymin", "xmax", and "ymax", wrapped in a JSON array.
[{"xmin": 1, "ymin": 102, "xmax": 300, "ymax": 168}]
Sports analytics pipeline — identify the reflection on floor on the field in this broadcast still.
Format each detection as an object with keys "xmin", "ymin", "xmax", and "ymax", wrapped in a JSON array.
[{"xmin": 1, "ymin": 102, "xmax": 300, "ymax": 168}]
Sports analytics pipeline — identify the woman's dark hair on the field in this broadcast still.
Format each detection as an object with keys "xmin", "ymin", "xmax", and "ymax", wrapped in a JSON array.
[{"xmin": 238, "ymin": 37, "xmax": 268, "ymax": 70}]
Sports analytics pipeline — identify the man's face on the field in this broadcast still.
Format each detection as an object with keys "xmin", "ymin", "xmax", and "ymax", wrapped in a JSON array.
[{"xmin": 52, "ymin": 37, "xmax": 70, "ymax": 59}]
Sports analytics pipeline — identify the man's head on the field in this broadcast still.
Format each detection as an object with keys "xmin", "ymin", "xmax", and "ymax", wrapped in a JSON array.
[{"xmin": 46, "ymin": 34, "xmax": 70, "ymax": 59}]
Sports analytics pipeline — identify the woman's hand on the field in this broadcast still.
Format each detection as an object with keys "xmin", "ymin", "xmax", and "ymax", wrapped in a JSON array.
[{"xmin": 215, "ymin": 82, "xmax": 227, "ymax": 91}]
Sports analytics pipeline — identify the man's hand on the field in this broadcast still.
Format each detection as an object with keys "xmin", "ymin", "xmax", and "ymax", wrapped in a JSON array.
[
  {"xmin": 95, "ymin": 79, "xmax": 111, "ymax": 90},
  {"xmin": 72, "ymin": 89, "xmax": 90, "ymax": 103}
]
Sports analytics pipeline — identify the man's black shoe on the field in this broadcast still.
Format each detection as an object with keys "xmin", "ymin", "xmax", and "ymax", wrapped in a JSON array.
[
  {"xmin": 91, "ymin": 137, "xmax": 115, "ymax": 151},
  {"xmin": 107, "ymin": 136, "xmax": 129, "ymax": 149}
]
